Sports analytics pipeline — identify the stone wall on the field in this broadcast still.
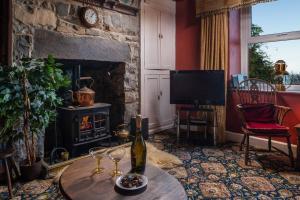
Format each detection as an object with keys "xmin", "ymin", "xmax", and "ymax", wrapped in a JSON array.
[{"xmin": 13, "ymin": 0, "xmax": 140, "ymax": 122}]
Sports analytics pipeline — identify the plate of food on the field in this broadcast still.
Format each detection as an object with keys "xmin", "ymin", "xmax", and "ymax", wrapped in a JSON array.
[{"xmin": 115, "ymin": 173, "xmax": 148, "ymax": 195}]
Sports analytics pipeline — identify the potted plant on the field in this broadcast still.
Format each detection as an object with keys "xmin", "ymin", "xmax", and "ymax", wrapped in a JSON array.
[{"xmin": 0, "ymin": 55, "xmax": 70, "ymax": 181}]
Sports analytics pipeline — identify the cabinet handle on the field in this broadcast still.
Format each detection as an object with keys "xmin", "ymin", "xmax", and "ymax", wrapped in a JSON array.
[
  {"xmin": 159, "ymin": 33, "xmax": 163, "ymax": 39},
  {"xmin": 160, "ymin": 91, "xmax": 163, "ymax": 96},
  {"xmin": 158, "ymin": 95, "xmax": 160, "ymax": 100}
]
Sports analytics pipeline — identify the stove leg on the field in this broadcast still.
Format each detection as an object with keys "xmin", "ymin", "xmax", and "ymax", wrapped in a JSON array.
[{"xmin": 109, "ymin": 137, "xmax": 112, "ymax": 147}]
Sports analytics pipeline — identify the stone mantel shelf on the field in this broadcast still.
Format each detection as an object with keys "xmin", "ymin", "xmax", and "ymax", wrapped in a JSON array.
[
  {"xmin": 73, "ymin": 0, "xmax": 140, "ymax": 16},
  {"xmin": 33, "ymin": 29, "xmax": 130, "ymax": 63}
]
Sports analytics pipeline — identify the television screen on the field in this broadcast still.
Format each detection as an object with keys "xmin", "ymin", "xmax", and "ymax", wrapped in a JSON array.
[{"xmin": 170, "ymin": 70, "xmax": 225, "ymax": 105}]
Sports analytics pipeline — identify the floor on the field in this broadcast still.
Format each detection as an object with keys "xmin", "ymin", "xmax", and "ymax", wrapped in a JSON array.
[{"xmin": 1, "ymin": 129, "xmax": 300, "ymax": 199}]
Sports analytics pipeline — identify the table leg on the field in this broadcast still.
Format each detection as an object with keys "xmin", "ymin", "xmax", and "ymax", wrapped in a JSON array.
[
  {"xmin": 187, "ymin": 111, "xmax": 190, "ymax": 140},
  {"xmin": 213, "ymin": 108, "xmax": 217, "ymax": 146},
  {"xmin": 176, "ymin": 111, "xmax": 180, "ymax": 144}
]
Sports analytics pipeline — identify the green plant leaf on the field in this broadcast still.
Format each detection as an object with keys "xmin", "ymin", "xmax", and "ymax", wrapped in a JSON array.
[{"xmin": 0, "ymin": 55, "xmax": 71, "ymax": 163}]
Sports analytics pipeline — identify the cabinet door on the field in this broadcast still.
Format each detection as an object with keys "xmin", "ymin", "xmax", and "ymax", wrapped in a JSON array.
[
  {"xmin": 144, "ymin": 74, "xmax": 160, "ymax": 128},
  {"xmin": 144, "ymin": 5, "xmax": 160, "ymax": 70},
  {"xmin": 159, "ymin": 74, "xmax": 174, "ymax": 126},
  {"xmin": 160, "ymin": 12, "xmax": 175, "ymax": 70}
]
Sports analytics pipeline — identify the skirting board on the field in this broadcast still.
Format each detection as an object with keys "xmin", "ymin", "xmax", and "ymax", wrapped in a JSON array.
[
  {"xmin": 226, "ymin": 131, "xmax": 298, "ymax": 158},
  {"xmin": 150, "ymin": 124, "xmax": 206, "ymax": 134},
  {"xmin": 149, "ymin": 123, "xmax": 174, "ymax": 134}
]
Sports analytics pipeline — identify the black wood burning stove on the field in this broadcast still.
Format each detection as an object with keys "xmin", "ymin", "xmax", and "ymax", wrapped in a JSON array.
[{"xmin": 58, "ymin": 103, "xmax": 111, "ymax": 157}]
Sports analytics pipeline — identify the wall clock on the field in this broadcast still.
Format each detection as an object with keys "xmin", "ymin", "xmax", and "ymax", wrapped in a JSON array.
[{"xmin": 79, "ymin": 7, "xmax": 99, "ymax": 28}]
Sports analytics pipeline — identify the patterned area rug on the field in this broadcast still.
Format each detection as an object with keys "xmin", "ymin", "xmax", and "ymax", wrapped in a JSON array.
[{"xmin": 1, "ymin": 130, "xmax": 300, "ymax": 199}]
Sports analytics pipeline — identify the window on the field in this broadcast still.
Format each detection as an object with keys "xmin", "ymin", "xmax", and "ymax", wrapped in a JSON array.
[{"xmin": 241, "ymin": 0, "xmax": 300, "ymax": 90}]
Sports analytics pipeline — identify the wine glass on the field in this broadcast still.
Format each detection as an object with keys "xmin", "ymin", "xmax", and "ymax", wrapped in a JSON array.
[
  {"xmin": 89, "ymin": 147, "xmax": 106, "ymax": 175},
  {"xmin": 107, "ymin": 147, "xmax": 126, "ymax": 177}
]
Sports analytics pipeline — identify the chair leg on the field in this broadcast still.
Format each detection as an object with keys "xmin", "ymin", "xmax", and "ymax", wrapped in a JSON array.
[
  {"xmin": 240, "ymin": 134, "xmax": 246, "ymax": 151},
  {"xmin": 176, "ymin": 111, "xmax": 180, "ymax": 144},
  {"xmin": 3, "ymin": 158, "xmax": 13, "ymax": 198},
  {"xmin": 287, "ymin": 136, "xmax": 294, "ymax": 167},
  {"xmin": 187, "ymin": 114, "xmax": 190, "ymax": 140},
  {"xmin": 244, "ymin": 134, "xmax": 250, "ymax": 165},
  {"xmin": 268, "ymin": 137, "xmax": 272, "ymax": 152}
]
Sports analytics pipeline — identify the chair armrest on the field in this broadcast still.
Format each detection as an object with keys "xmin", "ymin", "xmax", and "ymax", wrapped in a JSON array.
[{"xmin": 274, "ymin": 105, "xmax": 291, "ymax": 125}]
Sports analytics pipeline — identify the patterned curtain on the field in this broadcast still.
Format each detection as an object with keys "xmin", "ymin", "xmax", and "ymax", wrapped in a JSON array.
[
  {"xmin": 199, "ymin": 12, "xmax": 228, "ymax": 144},
  {"xmin": 196, "ymin": 0, "xmax": 276, "ymax": 17}
]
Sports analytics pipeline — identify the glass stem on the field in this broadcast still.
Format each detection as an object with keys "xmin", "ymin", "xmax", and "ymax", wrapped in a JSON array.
[
  {"xmin": 115, "ymin": 161, "xmax": 118, "ymax": 173},
  {"xmin": 97, "ymin": 158, "xmax": 100, "ymax": 171}
]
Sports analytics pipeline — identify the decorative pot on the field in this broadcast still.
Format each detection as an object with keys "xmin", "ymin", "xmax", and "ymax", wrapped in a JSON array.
[
  {"xmin": 70, "ymin": 77, "xmax": 95, "ymax": 107},
  {"xmin": 20, "ymin": 158, "xmax": 42, "ymax": 181},
  {"xmin": 274, "ymin": 60, "xmax": 287, "ymax": 75},
  {"xmin": 74, "ymin": 86, "xmax": 95, "ymax": 107}
]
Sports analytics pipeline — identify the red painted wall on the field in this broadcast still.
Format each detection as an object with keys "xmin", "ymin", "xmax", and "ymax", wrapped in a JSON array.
[
  {"xmin": 176, "ymin": 0, "xmax": 200, "ymax": 69},
  {"xmin": 277, "ymin": 93, "xmax": 300, "ymax": 144},
  {"xmin": 226, "ymin": 10, "xmax": 242, "ymax": 133},
  {"xmin": 228, "ymin": 10, "xmax": 241, "ymax": 77},
  {"xmin": 176, "ymin": 1, "xmax": 300, "ymax": 144}
]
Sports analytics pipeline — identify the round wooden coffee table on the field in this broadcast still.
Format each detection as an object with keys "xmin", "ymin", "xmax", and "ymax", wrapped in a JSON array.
[{"xmin": 59, "ymin": 156, "xmax": 187, "ymax": 200}]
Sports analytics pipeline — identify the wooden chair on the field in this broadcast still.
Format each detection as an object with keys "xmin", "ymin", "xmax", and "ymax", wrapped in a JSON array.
[
  {"xmin": 0, "ymin": 148, "xmax": 20, "ymax": 198},
  {"xmin": 236, "ymin": 78, "xmax": 294, "ymax": 166}
]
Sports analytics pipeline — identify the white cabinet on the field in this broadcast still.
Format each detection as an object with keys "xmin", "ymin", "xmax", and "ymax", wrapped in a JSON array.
[
  {"xmin": 158, "ymin": 75, "xmax": 174, "ymax": 126},
  {"xmin": 141, "ymin": 0, "xmax": 176, "ymax": 132},
  {"xmin": 143, "ymin": 3, "xmax": 175, "ymax": 70},
  {"xmin": 144, "ymin": 75, "xmax": 160, "ymax": 128},
  {"xmin": 144, "ymin": 74, "xmax": 174, "ymax": 130},
  {"xmin": 160, "ymin": 12, "xmax": 176, "ymax": 69},
  {"xmin": 144, "ymin": 6, "xmax": 160, "ymax": 69}
]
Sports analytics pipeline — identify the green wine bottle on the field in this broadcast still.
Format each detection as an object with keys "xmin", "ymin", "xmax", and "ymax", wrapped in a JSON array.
[{"xmin": 131, "ymin": 114, "xmax": 147, "ymax": 174}]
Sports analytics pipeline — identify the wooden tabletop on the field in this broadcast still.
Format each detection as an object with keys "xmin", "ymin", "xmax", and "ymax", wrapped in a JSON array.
[{"xmin": 59, "ymin": 156, "xmax": 187, "ymax": 200}]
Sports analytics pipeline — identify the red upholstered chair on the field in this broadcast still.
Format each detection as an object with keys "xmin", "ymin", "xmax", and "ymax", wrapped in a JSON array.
[{"xmin": 236, "ymin": 78, "xmax": 294, "ymax": 166}]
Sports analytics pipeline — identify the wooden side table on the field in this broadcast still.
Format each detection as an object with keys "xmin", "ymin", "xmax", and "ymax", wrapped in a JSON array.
[
  {"xmin": 295, "ymin": 124, "xmax": 300, "ymax": 170},
  {"xmin": 0, "ymin": 148, "xmax": 20, "ymax": 198}
]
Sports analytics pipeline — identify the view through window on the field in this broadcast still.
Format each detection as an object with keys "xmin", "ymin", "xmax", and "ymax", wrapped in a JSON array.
[{"xmin": 247, "ymin": 0, "xmax": 300, "ymax": 86}]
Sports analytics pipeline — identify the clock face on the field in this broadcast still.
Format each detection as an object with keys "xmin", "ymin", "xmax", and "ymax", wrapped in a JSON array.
[
  {"xmin": 85, "ymin": 9, "xmax": 97, "ymax": 24},
  {"xmin": 80, "ymin": 7, "xmax": 99, "ymax": 28}
]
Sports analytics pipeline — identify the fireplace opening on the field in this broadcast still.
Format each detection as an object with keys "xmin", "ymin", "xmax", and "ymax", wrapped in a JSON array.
[
  {"xmin": 44, "ymin": 59, "xmax": 126, "ymax": 160},
  {"xmin": 58, "ymin": 59, "xmax": 126, "ymax": 130}
]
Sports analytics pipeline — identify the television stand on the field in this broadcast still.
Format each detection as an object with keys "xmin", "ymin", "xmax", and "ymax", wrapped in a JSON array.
[{"xmin": 176, "ymin": 106, "xmax": 217, "ymax": 145}]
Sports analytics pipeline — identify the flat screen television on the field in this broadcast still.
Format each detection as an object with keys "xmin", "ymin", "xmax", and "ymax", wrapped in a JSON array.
[{"xmin": 170, "ymin": 70, "xmax": 225, "ymax": 106}]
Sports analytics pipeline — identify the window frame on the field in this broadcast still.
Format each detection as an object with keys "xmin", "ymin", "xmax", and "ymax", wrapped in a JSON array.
[{"xmin": 240, "ymin": 6, "xmax": 300, "ymax": 91}]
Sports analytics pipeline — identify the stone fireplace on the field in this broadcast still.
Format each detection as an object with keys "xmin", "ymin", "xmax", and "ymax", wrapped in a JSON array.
[{"xmin": 13, "ymin": 0, "xmax": 140, "ymax": 160}]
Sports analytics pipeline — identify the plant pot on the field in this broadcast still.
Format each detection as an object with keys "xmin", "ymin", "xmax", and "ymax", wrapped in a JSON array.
[{"xmin": 20, "ymin": 158, "xmax": 42, "ymax": 181}]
